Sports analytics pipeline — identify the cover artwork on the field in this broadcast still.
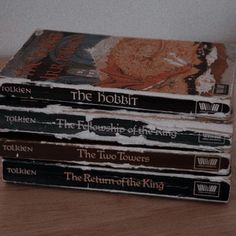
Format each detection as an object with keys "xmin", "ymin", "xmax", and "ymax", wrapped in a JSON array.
[{"xmin": 1, "ymin": 29, "xmax": 235, "ymax": 97}]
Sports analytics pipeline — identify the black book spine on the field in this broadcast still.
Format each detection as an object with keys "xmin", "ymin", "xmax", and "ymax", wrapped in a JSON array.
[
  {"xmin": 0, "ymin": 82, "xmax": 231, "ymax": 117},
  {"xmin": 0, "ymin": 138, "xmax": 230, "ymax": 175},
  {"xmin": 0, "ymin": 107, "xmax": 231, "ymax": 151},
  {"xmin": 2, "ymin": 159, "xmax": 230, "ymax": 202}
]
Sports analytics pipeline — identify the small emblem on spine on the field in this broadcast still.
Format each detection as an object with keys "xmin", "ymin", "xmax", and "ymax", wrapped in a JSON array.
[
  {"xmin": 193, "ymin": 181, "xmax": 220, "ymax": 197},
  {"xmin": 194, "ymin": 156, "xmax": 220, "ymax": 171},
  {"xmin": 197, "ymin": 102, "xmax": 222, "ymax": 113},
  {"xmin": 198, "ymin": 133, "xmax": 225, "ymax": 145}
]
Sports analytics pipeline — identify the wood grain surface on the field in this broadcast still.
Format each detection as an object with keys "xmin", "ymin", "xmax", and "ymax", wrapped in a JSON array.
[{"xmin": 0, "ymin": 58, "xmax": 235, "ymax": 236}]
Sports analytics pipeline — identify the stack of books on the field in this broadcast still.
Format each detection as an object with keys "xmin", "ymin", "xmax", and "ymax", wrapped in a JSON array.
[{"xmin": 0, "ymin": 30, "xmax": 235, "ymax": 202}]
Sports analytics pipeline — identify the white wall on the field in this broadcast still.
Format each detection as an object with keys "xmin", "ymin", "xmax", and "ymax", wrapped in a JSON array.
[{"xmin": 1, "ymin": 0, "xmax": 236, "ymax": 56}]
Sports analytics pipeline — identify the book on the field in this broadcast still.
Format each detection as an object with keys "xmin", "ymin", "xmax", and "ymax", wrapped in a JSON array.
[
  {"xmin": 0, "ymin": 29, "xmax": 235, "ymax": 120},
  {"xmin": 0, "ymin": 135, "xmax": 230, "ymax": 175},
  {"xmin": 0, "ymin": 103, "xmax": 232, "ymax": 151},
  {"xmin": 2, "ymin": 159, "xmax": 230, "ymax": 202}
]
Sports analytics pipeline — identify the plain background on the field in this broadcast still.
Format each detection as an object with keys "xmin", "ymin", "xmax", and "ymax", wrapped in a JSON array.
[{"xmin": 1, "ymin": 0, "xmax": 236, "ymax": 56}]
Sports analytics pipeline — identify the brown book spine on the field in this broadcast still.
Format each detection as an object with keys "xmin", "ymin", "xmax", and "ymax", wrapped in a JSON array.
[{"xmin": 0, "ymin": 139, "xmax": 230, "ymax": 175}]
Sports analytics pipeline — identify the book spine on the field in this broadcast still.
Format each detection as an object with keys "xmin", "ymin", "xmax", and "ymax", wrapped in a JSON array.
[
  {"xmin": 0, "ymin": 139, "xmax": 230, "ymax": 175},
  {"xmin": 0, "ymin": 81, "xmax": 230, "ymax": 117},
  {"xmin": 0, "ymin": 107, "xmax": 231, "ymax": 151},
  {"xmin": 2, "ymin": 159, "xmax": 230, "ymax": 202}
]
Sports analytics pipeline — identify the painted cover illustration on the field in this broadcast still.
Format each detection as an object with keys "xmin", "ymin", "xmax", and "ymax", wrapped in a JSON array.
[{"xmin": 1, "ymin": 30, "xmax": 235, "ymax": 97}]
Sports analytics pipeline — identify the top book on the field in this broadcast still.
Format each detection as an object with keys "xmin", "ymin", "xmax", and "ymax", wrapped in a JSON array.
[{"xmin": 0, "ymin": 29, "xmax": 235, "ymax": 120}]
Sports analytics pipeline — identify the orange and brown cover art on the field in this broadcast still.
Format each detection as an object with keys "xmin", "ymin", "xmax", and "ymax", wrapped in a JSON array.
[
  {"xmin": 0, "ymin": 30, "xmax": 234, "ymax": 97},
  {"xmin": 93, "ymin": 38, "xmax": 228, "ymax": 96}
]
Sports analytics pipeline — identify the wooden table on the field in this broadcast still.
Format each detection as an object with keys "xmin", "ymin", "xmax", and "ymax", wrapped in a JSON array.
[{"xmin": 0, "ymin": 58, "xmax": 235, "ymax": 236}]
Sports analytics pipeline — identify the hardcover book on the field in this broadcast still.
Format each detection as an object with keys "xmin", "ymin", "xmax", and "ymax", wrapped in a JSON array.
[
  {"xmin": 0, "ymin": 30, "xmax": 235, "ymax": 120},
  {"xmin": 2, "ymin": 159, "xmax": 230, "ymax": 203}
]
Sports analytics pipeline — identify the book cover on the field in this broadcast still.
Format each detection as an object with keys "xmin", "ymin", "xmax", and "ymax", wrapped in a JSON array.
[
  {"xmin": 2, "ymin": 159, "xmax": 230, "ymax": 202},
  {"xmin": 0, "ymin": 29, "xmax": 235, "ymax": 120},
  {"xmin": 0, "ymin": 103, "xmax": 232, "ymax": 151},
  {"xmin": 0, "ymin": 136, "xmax": 230, "ymax": 175}
]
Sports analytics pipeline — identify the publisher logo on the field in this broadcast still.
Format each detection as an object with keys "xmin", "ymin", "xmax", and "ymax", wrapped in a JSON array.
[
  {"xmin": 194, "ymin": 156, "xmax": 220, "ymax": 171},
  {"xmin": 214, "ymin": 84, "xmax": 229, "ymax": 95},
  {"xmin": 197, "ymin": 102, "xmax": 222, "ymax": 114},
  {"xmin": 198, "ymin": 133, "xmax": 225, "ymax": 145},
  {"xmin": 194, "ymin": 181, "xmax": 220, "ymax": 197}
]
